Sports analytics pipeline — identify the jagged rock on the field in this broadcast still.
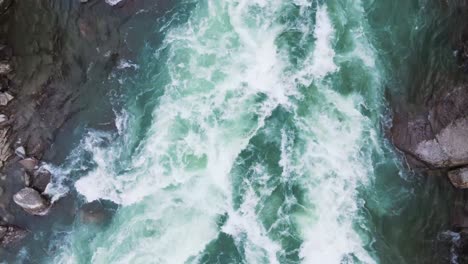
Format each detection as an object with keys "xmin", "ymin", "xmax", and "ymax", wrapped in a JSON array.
[
  {"xmin": 0, "ymin": 225, "xmax": 28, "ymax": 247},
  {"xmin": 0, "ymin": 92, "xmax": 13, "ymax": 106},
  {"xmin": 13, "ymin": 187, "xmax": 50, "ymax": 215},
  {"xmin": 19, "ymin": 158, "xmax": 38, "ymax": 171},
  {"xmin": 14, "ymin": 146, "xmax": 25, "ymax": 158},
  {"xmin": 449, "ymin": 167, "xmax": 468, "ymax": 189},
  {"xmin": 0, "ymin": 128, "xmax": 10, "ymax": 168},
  {"xmin": 32, "ymin": 168, "xmax": 51, "ymax": 192},
  {"xmin": 0, "ymin": 62, "xmax": 11, "ymax": 75}
]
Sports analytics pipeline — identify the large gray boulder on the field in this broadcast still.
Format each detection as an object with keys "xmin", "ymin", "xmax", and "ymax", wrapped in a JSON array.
[
  {"xmin": 0, "ymin": 225, "xmax": 28, "ymax": 247},
  {"xmin": 391, "ymin": 86, "xmax": 468, "ymax": 169},
  {"xmin": 13, "ymin": 187, "xmax": 50, "ymax": 215}
]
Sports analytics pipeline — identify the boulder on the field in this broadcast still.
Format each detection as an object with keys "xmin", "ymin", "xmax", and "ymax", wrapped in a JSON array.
[
  {"xmin": 0, "ymin": 225, "xmax": 28, "ymax": 247},
  {"xmin": 0, "ymin": 92, "xmax": 13, "ymax": 106},
  {"xmin": 14, "ymin": 146, "xmax": 25, "ymax": 158},
  {"xmin": 449, "ymin": 167, "xmax": 468, "ymax": 189},
  {"xmin": 413, "ymin": 117, "xmax": 468, "ymax": 168},
  {"xmin": 391, "ymin": 86, "xmax": 468, "ymax": 169},
  {"xmin": 13, "ymin": 187, "xmax": 50, "ymax": 215},
  {"xmin": 32, "ymin": 168, "xmax": 51, "ymax": 192},
  {"xmin": 19, "ymin": 158, "xmax": 38, "ymax": 171}
]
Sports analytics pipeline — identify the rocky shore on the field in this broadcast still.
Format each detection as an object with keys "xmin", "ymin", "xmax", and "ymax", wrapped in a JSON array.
[
  {"xmin": 388, "ymin": 1, "xmax": 468, "ymax": 262},
  {"xmin": 0, "ymin": 0, "xmax": 165, "ymax": 250}
]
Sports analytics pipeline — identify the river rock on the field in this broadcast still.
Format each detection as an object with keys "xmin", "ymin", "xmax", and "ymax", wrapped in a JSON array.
[
  {"xmin": 0, "ymin": 225, "xmax": 28, "ymax": 247},
  {"xmin": 0, "ymin": 92, "xmax": 13, "ymax": 106},
  {"xmin": 32, "ymin": 168, "xmax": 51, "ymax": 192},
  {"xmin": 13, "ymin": 187, "xmax": 50, "ymax": 215},
  {"xmin": 449, "ymin": 167, "xmax": 468, "ymax": 189},
  {"xmin": 14, "ymin": 146, "xmax": 25, "ymax": 158},
  {"xmin": 19, "ymin": 158, "xmax": 38, "ymax": 171},
  {"xmin": 391, "ymin": 86, "xmax": 468, "ymax": 169}
]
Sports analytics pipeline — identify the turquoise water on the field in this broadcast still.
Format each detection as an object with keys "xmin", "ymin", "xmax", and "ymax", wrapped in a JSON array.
[{"xmin": 6, "ymin": 0, "xmax": 463, "ymax": 263}]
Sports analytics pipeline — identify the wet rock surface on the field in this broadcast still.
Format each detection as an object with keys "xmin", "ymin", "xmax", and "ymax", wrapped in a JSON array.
[
  {"xmin": 13, "ymin": 187, "xmax": 50, "ymax": 215},
  {"xmin": 0, "ymin": 224, "xmax": 28, "ymax": 247},
  {"xmin": 0, "ymin": 0, "xmax": 171, "ymax": 255}
]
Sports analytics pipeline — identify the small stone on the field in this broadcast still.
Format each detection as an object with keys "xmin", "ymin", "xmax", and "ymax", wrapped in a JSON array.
[
  {"xmin": 449, "ymin": 167, "xmax": 468, "ymax": 189},
  {"xmin": 0, "ymin": 92, "xmax": 13, "ymax": 106},
  {"xmin": 14, "ymin": 146, "xmax": 25, "ymax": 158},
  {"xmin": 19, "ymin": 158, "xmax": 38, "ymax": 171},
  {"xmin": 13, "ymin": 187, "xmax": 50, "ymax": 215},
  {"xmin": 0, "ymin": 62, "xmax": 11, "ymax": 75},
  {"xmin": 0, "ymin": 114, "xmax": 7, "ymax": 123}
]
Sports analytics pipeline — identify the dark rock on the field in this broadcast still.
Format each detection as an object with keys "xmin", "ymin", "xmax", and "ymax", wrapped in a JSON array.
[
  {"xmin": 13, "ymin": 187, "xmax": 50, "ymax": 215},
  {"xmin": 18, "ymin": 158, "xmax": 38, "ymax": 171},
  {"xmin": 449, "ymin": 167, "xmax": 468, "ymax": 189},
  {"xmin": 31, "ymin": 168, "xmax": 51, "ymax": 192},
  {"xmin": 0, "ymin": 225, "xmax": 28, "ymax": 247},
  {"xmin": 0, "ymin": 0, "xmax": 13, "ymax": 15}
]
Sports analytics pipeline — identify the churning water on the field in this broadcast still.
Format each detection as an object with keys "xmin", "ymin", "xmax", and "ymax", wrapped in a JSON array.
[{"xmin": 8, "ymin": 0, "xmax": 462, "ymax": 263}]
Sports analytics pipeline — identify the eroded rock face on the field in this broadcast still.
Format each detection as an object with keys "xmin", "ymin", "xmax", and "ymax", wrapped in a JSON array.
[
  {"xmin": 13, "ymin": 187, "xmax": 50, "ymax": 215},
  {"xmin": 0, "ymin": 225, "xmax": 28, "ymax": 247}
]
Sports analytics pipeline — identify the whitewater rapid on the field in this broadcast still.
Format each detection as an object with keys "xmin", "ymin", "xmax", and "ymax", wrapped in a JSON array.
[{"xmin": 53, "ymin": 0, "xmax": 386, "ymax": 263}]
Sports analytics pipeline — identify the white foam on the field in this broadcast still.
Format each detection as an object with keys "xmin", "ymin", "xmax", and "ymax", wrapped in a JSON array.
[{"xmin": 64, "ymin": 1, "xmax": 382, "ymax": 263}]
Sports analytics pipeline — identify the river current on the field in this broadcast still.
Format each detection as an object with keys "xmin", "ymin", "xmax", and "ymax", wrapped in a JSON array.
[{"xmin": 4, "ymin": 0, "xmax": 463, "ymax": 263}]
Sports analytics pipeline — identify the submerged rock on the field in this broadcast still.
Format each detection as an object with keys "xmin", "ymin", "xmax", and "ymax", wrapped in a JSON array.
[
  {"xmin": 449, "ymin": 167, "xmax": 468, "ymax": 189},
  {"xmin": 0, "ymin": 225, "xmax": 28, "ymax": 247},
  {"xmin": 13, "ymin": 187, "xmax": 50, "ymax": 215},
  {"xmin": 79, "ymin": 201, "xmax": 112, "ymax": 225}
]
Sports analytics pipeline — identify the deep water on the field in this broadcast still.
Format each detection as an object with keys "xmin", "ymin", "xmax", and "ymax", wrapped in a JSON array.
[{"xmin": 2, "ymin": 0, "xmax": 465, "ymax": 263}]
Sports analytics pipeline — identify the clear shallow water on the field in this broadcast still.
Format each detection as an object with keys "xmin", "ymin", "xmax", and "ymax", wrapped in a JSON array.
[{"xmin": 4, "ymin": 0, "xmax": 463, "ymax": 263}]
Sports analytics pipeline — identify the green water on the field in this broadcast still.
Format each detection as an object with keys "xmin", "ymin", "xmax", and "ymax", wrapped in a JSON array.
[{"xmin": 9, "ymin": 0, "xmax": 464, "ymax": 263}]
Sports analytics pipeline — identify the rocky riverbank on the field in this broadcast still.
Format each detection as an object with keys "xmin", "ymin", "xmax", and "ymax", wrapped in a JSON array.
[
  {"xmin": 388, "ymin": 1, "xmax": 468, "ymax": 262},
  {"xmin": 0, "ymin": 0, "xmax": 166, "ymax": 249}
]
